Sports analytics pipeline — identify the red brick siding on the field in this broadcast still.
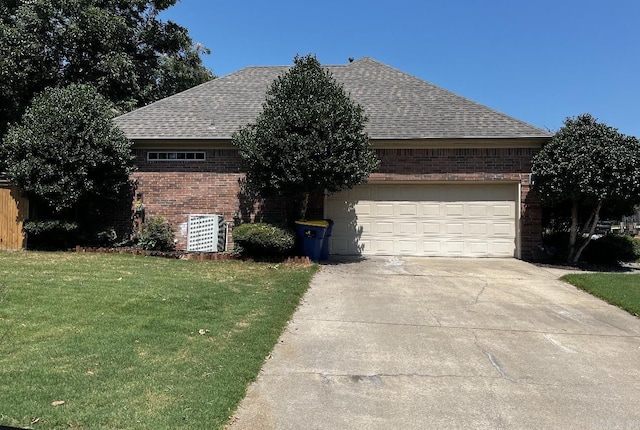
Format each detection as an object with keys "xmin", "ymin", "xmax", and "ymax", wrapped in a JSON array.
[
  {"xmin": 373, "ymin": 148, "xmax": 534, "ymax": 178},
  {"xmin": 131, "ymin": 146, "xmax": 542, "ymax": 258},
  {"xmin": 133, "ymin": 149, "xmax": 245, "ymax": 250}
]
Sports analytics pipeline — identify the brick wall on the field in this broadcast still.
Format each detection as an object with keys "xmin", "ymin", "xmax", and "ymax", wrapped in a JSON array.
[
  {"xmin": 132, "ymin": 148, "xmax": 245, "ymax": 250},
  {"xmin": 131, "ymin": 145, "xmax": 542, "ymax": 258}
]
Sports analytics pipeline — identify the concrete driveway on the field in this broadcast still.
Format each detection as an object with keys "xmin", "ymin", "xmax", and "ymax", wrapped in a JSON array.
[{"xmin": 229, "ymin": 257, "xmax": 640, "ymax": 429}]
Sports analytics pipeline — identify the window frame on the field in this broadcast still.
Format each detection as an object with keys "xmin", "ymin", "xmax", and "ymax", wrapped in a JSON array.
[{"xmin": 146, "ymin": 151, "xmax": 206, "ymax": 162}]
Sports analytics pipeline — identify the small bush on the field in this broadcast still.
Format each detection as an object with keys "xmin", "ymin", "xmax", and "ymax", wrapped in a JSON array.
[
  {"xmin": 95, "ymin": 228, "xmax": 118, "ymax": 247},
  {"xmin": 582, "ymin": 234, "xmax": 638, "ymax": 265},
  {"xmin": 539, "ymin": 231, "xmax": 571, "ymax": 262},
  {"xmin": 632, "ymin": 237, "xmax": 640, "ymax": 261},
  {"xmin": 139, "ymin": 217, "xmax": 175, "ymax": 251},
  {"xmin": 233, "ymin": 223, "xmax": 295, "ymax": 257},
  {"xmin": 23, "ymin": 220, "xmax": 78, "ymax": 250}
]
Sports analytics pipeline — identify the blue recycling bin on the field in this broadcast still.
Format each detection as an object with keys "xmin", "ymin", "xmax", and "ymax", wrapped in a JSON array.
[
  {"xmin": 320, "ymin": 219, "xmax": 334, "ymax": 261},
  {"xmin": 295, "ymin": 221, "xmax": 328, "ymax": 261}
]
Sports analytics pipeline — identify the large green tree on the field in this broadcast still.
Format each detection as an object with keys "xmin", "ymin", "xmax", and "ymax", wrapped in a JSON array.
[
  {"xmin": 0, "ymin": 0, "xmax": 213, "ymax": 139},
  {"xmin": 1, "ymin": 84, "xmax": 135, "ymax": 245},
  {"xmin": 532, "ymin": 114, "xmax": 640, "ymax": 263},
  {"xmin": 232, "ymin": 54, "xmax": 380, "ymax": 219}
]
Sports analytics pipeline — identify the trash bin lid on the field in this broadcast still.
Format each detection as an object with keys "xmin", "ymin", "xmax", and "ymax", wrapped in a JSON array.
[{"xmin": 295, "ymin": 220, "xmax": 330, "ymax": 227}]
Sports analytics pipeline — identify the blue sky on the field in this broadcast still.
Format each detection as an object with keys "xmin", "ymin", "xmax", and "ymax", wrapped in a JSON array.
[{"xmin": 161, "ymin": 0, "xmax": 640, "ymax": 137}]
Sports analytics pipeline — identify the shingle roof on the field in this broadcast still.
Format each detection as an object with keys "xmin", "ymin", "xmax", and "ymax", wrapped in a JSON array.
[{"xmin": 114, "ymin": 57, "xmax": 551, "ymax": 140}]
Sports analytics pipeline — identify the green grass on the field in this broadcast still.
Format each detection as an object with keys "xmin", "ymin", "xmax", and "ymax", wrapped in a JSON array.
[
  {"xmin": 0, "ymin": 252, "xmax": 317, "ymax": 429},
  {"xmin": 562, "ymin": 273, "xmax": 640, "ymax": 317}
]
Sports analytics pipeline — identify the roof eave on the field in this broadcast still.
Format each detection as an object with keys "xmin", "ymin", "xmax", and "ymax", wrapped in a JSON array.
[
  {"xmin": 371, "ymin": 136, "xmax": 552, "ymax": 149},
  {"xmin": 128, "ymin": 135, "xmax": 551, "ymax": 149},
  {"xmin": 129, "ymin": 137, "xmax": 234, "ymax": 148}
]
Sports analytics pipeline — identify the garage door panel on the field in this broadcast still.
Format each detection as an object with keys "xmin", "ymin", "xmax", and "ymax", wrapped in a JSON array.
[
  {"xmin": 398, "ymin": 222, "xmax": 418, "ymax": 235},
  {"xmin": 375, "ymin": 204, "xmax": 394, "ymax": 217},
  {"xmin": 469, "ymin": 205, "xmax": 488, "ymax": 217},
  {"xmin": 358, "ymin": 221, "xmax": 372, "ymax": 235},
  {"xmin": 331, "ymin": 222, "xmax": 355, "ymax": 237},
  {"xmin": 444, "ymin": 241, "xmax": 465, "ymax": 255},
  {"xmin": 446, "ymin": 223, "xmax": 464, "ymax": 235},
  {"xmin": 374, "ymin": 222, "xmax": 394, "ymax": 235},
  {"xmin": 468, "ymin": 241, "xmax": 489, "ymax": 255},
  {"xmin": 327, "ymin": 184, "xmax": 517, "ymax": 258},
  {"xmin": 373, "ymin": 240, "xmax": 394, "ymax": 254},
  {"xmin": 467, "ymin": 222, "xmax": 488, "ymax": 236},
  {"xmin": 354, "ymin": 202, "xmax": 372, "ymax": 216},
  {"xmin": 444, "ymin": 204, "xmax": 464, "ymax": 216},
  {"xmin": 422, "ymin": 240, "xmax": 442, "ymax": 254},
  {"xmin": 493, "ymin": 204, "xmax": 514, "ymax": 217},
  {"xmin": 489, "ymin": 241, "xmax": 516, "ymax": 255},
  {"xmin": 358, "ymin": 239, "xmax": 371, "ymax": 253},
  {"xmin": 421, "ymin": 204, "xmax": 441, "ymax": 217},
  {"xmin": 398, "ymin": 240, "xmax": 418, "ymax": 254},
  {"xmin": 422, "ymin": 222, "xmax": 441, "ymax": 234},
  {"xmin": 399, "ymin": 204, "xmax": 418, "ymax": 216},
  {"xmin": 331, "ymin": 238, "xmax": 352, "ymax": 254},
  {"xmin": 493, "ymin": 222, "xmax": 515, "ymax": 236}
]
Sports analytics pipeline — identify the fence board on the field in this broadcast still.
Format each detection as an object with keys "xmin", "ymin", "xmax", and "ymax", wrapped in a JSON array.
[{"xmin": 0, "ymin": 185, "xmax": 29, "ymax": 250}]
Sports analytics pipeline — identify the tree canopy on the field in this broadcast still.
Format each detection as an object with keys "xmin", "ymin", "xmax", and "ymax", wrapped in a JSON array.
[
  {"xmin": 1, "ymin": 84, "xmax": 135, "ymax": 241},
  {"xmin": 232, "ymin": 54, "xmax": 380, "ymax": 219},
  {"xmin": 532, "ymin": 113, "xmax": 640, "ymax": 263},
  {"xmin": 0, "ymin": 0, "xmax": 213, "ymax": 138}
]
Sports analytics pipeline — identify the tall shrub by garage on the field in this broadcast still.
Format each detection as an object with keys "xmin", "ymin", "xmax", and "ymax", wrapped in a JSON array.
[{"xmin": 232, "ymin": 54, "xmax": 380, "ymax": 221}]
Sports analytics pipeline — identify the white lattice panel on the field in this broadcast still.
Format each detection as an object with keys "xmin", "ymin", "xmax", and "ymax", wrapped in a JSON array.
[{"xmin": 187, "ymin": 215, "xmax": 220, "ymax": 252}]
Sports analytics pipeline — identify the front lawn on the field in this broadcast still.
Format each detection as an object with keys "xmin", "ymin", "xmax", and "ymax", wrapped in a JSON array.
[
  {"xmin": 0, "ymin": 252, "xmax": 317, "ymax": 429},
  {"xmin": 561, "ymin": 273, "xmax": 640, "ymax": 317}
]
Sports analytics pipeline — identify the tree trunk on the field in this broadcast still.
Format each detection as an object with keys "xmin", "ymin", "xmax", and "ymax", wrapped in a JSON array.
[
  {"xmin": 299, "ymin": 192, "xmax": 310, "ymax": 220},
  {"xmin": 581, "ymin": 212, "xmax": 594, "ymax": 235},
  {"xmin": 572, "ymin": 200, "xmax": 603, "ymax": 263},
  {"xmin": 567, "ymin": 201, "xmax": 579, "ymax": 263}
]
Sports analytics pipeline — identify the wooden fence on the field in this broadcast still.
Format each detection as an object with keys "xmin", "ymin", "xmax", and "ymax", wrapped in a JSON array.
[{"xmin": 0, "ymin": 183, "xmax": 29, "ymax": 250}]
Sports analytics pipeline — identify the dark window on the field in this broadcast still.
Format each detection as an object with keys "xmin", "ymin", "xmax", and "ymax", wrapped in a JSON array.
[{"xmin": 147, "ymin": 151, "xmax": 206, "ymax": 161}]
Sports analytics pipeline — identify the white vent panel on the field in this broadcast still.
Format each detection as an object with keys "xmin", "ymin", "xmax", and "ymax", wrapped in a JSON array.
[{"xmin": 187, "ymin": 214, "xmax": 220, "ymax": 252}]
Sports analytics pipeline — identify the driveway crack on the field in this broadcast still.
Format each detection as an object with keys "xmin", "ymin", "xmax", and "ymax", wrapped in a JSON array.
[
  {"xmin": 317, "ymin": 371, "xmax": 499, "ymax": 382},
  {"xmin": 483, "ymin": 351, "xmax": 514, "ymax": 381},
  {"xmin": 474, "ymin": 281, "xmax": 488, "ymax": 304},
  {"xmin": 473, "ymin": 331, "xmax": 516, "ymax": 382}
]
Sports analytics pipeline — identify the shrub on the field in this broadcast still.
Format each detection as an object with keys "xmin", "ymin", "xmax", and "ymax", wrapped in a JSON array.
[
  {"xmin": 582, "ymin": 234, "xmax": 638, "ymax": 265},
  {"xmin": 538, "ymin": 231, "xmax": 571, "ymax": 262},
  {"xmin": 232, "ymin": 223, "xmax": 295, "ymax": 257},
  {"xmin": 138, "ymin": 217, "xmax": 175, "ymax": 251},
  {"xmin": 232, "ymin": 54, "xmax": 379, "ymax": 220},
  {"xmin": 95, "ymin": 228, "xmax": 118, "ymax": 247},
  {"xmin": 633, "ymin": 237, "xmax": 640, "ymax": 261},
  {"xmin": 23, "ymin": 220, "xmax": 78, "ymax": 250}
]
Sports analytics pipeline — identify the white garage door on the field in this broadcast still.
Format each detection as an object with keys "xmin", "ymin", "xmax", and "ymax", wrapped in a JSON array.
[{"xmin": 325, "ymin": 183, "xmax": 518, "ymax": 257}]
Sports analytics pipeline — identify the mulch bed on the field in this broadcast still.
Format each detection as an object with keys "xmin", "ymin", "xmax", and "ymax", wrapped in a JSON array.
[{"xmin": 73, "ymin": 245, "xmax": 312, "ymax": 265}]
